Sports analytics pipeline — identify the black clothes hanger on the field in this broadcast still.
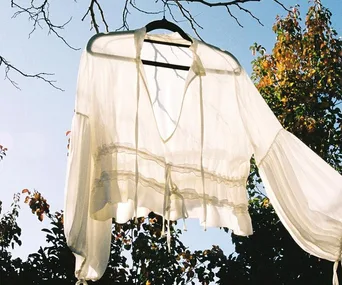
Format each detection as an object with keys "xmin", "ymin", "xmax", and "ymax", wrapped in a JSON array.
[
  {"xmin": 142, "ymin": 16, "xmax": 192, "ymax": 71},
  {"xmin": 145, "ymin": 17, "xmax": 193, "ymax": 47}
]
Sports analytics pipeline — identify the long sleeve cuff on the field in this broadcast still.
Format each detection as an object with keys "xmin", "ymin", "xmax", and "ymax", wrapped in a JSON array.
[{"xmin": 258, "ymin": 129, "xmax": 342, "ymax": 261}]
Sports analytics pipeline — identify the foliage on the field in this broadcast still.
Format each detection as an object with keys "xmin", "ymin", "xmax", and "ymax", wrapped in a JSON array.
[
  {"xmin": 0, "ymin": 193, "xmax": 21, "ymax": 250},
  {"xmin": 22, "ymin": 189, "xmax": 51, "ymax": 221},
  {"xmin": 251, "ymin": 1, "xmax": 342, "ymax": 172},
  {"xmin": 0, "ymin": 193, "xmax": 23, "ymax": 284},
  {"xmin": 0, "ymin": 191, "xmax": 236, "ymax": 284},
  {"xmin": 226, "ymin": 196, "xmax": 334, "ymax": 285},
  {"xmin": 0, "ymin": 145, "xmax": 8, "ymax": 161}
]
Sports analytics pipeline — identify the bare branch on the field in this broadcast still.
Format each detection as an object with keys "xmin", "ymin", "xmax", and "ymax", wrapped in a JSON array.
[
  {"xmin": 5, "ymin": 0, "xmax": 288, "ymax": 90},
  {"xmin": 174, "ymin": 0, "xmax": 286, "ymax": 35},
  {"xmin": 173, "ymin": 0, "xmax": 204, "ymax": 40},
  {"xmin": 130, "ymin": 0, "xmax": 163, "ymax": 15},
  {"xmin": 235, "ymin": 3, "xmax": 263, "ymax": 26},
  {"xmin": 82, "ymin": 2, "xmax": 98, "ymax": 33},
  {"xmin": 0, "ymin": 56, "xmax": 63, "ymax": 91},
  {"xmin": 10, "ymin": 0, "xmax": 79, "ymax": 50},
  {"xmin": 226, "ymin": 6, "xmax": 243, "ymax": 28},
  {"xmin": 81, "ymin": 0, "xmax": 287, "ymax": 40},
  {"xmin": 94, "ymin": 0, "xmax": 109, "ymax": 33},
  {"xmin": 274, "ymin": 0, "xmax": 291, "ymax": 13},
  {"xmin": 82, "ymin": 0, "xmax": 110, "ymax": 33},
  {"xmin": 116, "ymin": 0, "xmax": 130, "ymax": 31},
  {"xmin": 180, "ymin": 0, "xmax": 261, "ymax": 7},
  {"xmin": 165, "ymin": 2, "xmax": 180, "ymax": 23}
]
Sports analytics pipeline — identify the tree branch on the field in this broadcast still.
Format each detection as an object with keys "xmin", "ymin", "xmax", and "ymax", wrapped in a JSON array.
[
  {"xmin": 10, "ymin": 0, "xmax": 78, "ymax": 50},
  {"xmin": 226, "ymin": 6, "xmax": 243, "ymax": 27},
  {"xmin": 7, "ymin": 0, "xmax": 79, "ymax": 90},
  {"xmin": 114, "ymin": 0, "xmax": 286, "ymax": 39},
  {"xmin": 6, "ymin": 0, "xmax": 288, "ymax": 90},
  {"xmin": 117, "ymin": 0, "xmax": 130, "ymax": 31},
  {"xmin": 95, "ymin": 0, "xmax": 109, "ymax": 32},
  {"xmin": 171, "ymin": 0, "xmax": 204, "ymax": 40},
  {"xmin": 130, "ymin": 0, "xmax": 163, "ymax": 16},
  {"xmin": 82, "ymin": 0, "xmax": 110, "ymax": 33},
  {"xmin": 0, "ymin": 55, "xmax": 63, "ymax": 91},
  {"xmin": 81, "ymin": 0, "xmax": 287, "ymax": 38},
  {"xmin": 175, "ymin": 0, "xmax": 270, "ymax": 29},
  {"xmin": 273, "ymin": 0, "xmax": 291, "ymax": 13},
  {"xmin": 179, "ymin": 0, "xmax": 261, "ymax": 7},
  {"xmin": 236, "ymin": 3, "xmax": 263, "ymax": 26}
]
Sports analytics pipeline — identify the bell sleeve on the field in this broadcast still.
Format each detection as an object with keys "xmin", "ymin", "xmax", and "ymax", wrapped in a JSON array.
[
  {"xmin": 235, "ymin": 68, "xmax": 342, "ymax": 263},
  {"xmin": 64, "ymin": 51, "xmax": 112, "ymax": 281}
]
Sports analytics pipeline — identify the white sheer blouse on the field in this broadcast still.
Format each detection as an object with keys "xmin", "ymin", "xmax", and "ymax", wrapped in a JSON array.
[{"xmin": 64, "ymin": 27, "xmax": 342, "ymax": 283}]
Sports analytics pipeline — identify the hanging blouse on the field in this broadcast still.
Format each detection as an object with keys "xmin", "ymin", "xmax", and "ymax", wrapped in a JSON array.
[{"xmin": 64, "ymin": 27, "xmax": 342, "ymax": 283}]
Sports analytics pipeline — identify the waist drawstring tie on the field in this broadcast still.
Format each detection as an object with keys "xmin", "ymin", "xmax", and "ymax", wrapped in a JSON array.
[
  {"xmin": 134, "ymin": 30, "xmax": 145, "ymax": 224},
  {"xmin": 162, "ymin": 164, "xmax": 172, "ymax": 253},
  {"xmin": 162, "ymin": 164, "xmax": 188, "ymax": 252},
  {"xmin": 183, "ymin": 219, "xmax": 187, "ymax": 231},
  {"xmin": 333, "ymin": 260, "xmax": 340, "ymax": 285},
  {"xmin": 172, "ymin": 181, "xmax": 189, "ymax": 234},
  {"xmin": 134, "ymin": 54, "xmax": 141, "ymax": 224},
  {"xmin": 333, "ymin": 240, "xmax": 342, "ymax": 285},
  {"xmin": 199, "ymin": 75, "xmax": 207, "ymax": 231}
]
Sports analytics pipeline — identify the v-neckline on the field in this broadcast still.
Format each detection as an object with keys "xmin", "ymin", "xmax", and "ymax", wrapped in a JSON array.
[{"xmin": 134, "ymin": 28, "xmax": 199, "ymax": 144}]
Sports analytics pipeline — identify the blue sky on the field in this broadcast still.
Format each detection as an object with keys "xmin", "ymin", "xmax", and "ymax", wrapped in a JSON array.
[{"xmin": 1, "ymin": 0, "xmax": 341, "ymax": 260}]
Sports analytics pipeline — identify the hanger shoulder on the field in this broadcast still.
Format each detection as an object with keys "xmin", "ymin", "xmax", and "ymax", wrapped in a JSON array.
[{"xmin": 145, "ymin": 18, "xmax": 192, "ymax": 43}]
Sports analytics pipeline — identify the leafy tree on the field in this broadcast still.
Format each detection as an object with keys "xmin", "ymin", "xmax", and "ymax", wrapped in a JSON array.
[
  {"xmin": 252, "ymin": 1, "xmax": 341, "ymax": 170},
  {"xmin": 1, "ymin": 190, "xmax": 223, "ymax": 285},
  {"xmin": 0, "ymin": 148, "xmax": 23, "ymax": 283},
  {"xmin": 0, "ymin": 193, "xmax": 23, "ymax": 284},
  {"xmin": 227, "ymin": 1, "xmax": 342, "ymax": 284}
]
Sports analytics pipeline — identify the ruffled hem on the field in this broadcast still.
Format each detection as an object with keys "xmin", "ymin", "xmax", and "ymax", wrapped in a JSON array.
[
  {"xmin": 90, "ymin": 141, "xmax": 253, "ymax": 236},
  {"xmin": 90, "ymin": 169, "xmax": 252, "ymax": 236}
]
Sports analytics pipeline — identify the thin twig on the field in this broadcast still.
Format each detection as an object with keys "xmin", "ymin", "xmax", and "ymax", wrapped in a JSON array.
[
  {"xmin": 181, "ymin": 0, "xmax": 261, "ymax": 7},
  {"xmin": 82, "ymin": 0, "xmax": 100, "ymax": 33},
  {"xmin": 130, "ymin": 0, "xmax": 163, "ymax": 15},
  {"xmin": 235, "ymin": 3, "xmax": 263, "ymax": 26},
  {"xmin": 0, "ymin": 56, "xmax": 63, "ymax": 91},
  {"xmin": 94, "ymin": 0, "xmax": 109, "ymax": 33},
  {"xmin": 11, "ymin": 0, "xmax": 78, "ymax": 50},
  {"xmin": 174, "ymin": 0, "xmax": 287, "ymax": 35},
  {"xmin": 255, "ymin": 185, "xmax": 267, "ymax": 198},
  {"xmin": 165, "ymin": 1, "xmax": 180, "ymax": 23},
  {"xmin": 116, "ymin": 0, "xmax": 130, "ymax": 31},
  {"xmin": 81, "ymin": 0, "xmax": 287, "ymax": 39},
  {"xmin": 226, "ymin": 6, "xmax": 243, "ymax": 27},
  {"xmin": 174, "ymin": 0, "xmax": 204, "ymax": 40},
  {"xmin": 274, "ymin": 0, "xmax": 291, "ymax": 12}
]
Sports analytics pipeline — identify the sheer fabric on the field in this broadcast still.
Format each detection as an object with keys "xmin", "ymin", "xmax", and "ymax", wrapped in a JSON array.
[{"xmin": 64, "ymin": 27, "xmax": 342, "ymax": 282}]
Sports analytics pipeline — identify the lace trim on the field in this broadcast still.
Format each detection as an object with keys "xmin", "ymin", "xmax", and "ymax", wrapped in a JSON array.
[
  {"xmin": 93, "ymin": 170, "xmax": 248, "ymax": 213},
  {"xmin": 94, "ymin": 143, "xmax": 247, "ymax": 185}
]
